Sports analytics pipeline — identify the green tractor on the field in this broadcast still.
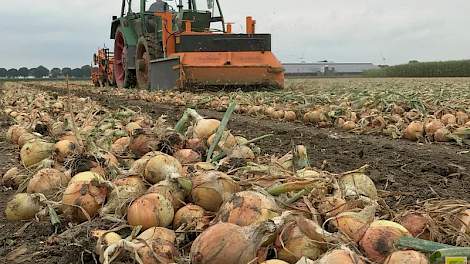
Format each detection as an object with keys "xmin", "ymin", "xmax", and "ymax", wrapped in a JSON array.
[{"xmin": 111, "ymin": 0, "xmax": 284, "ymax": 90}]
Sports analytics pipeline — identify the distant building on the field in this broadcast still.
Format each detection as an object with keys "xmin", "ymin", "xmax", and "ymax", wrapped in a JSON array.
[{"xmin": 283, "ymin": 62, "xmax": 379, "ymax": 76}]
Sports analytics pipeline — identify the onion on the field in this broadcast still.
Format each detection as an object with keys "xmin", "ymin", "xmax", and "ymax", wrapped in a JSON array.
[
  {"xmin": 191, "ymin": 221, "xmax": 276, "ymax": 264},
  {"xmin": 193, "ymin": 119, "xmax": 221, "ymax": 140},
  {"xmin": 425, "ymin": 119, "xmax": 444, "ymax": 136},
  {"xmin": 5, "ymin": 193, "xmax": 42, "ymax": 221},
  {"xmin": 94, "ymin": 231, "xmax": 122, "ymax": 256},
  {"xmin": 359, "ymin": 220, "xmax": 411, "ymax": 263},
  {"xmin": 434, "ymin": 127, "xmax": 451, "ymax": 142},
  {"xmin": 134, "ymin": 227, "xmax": 178, "ymax": 264},
  {"xmin": 20, "ymin": 140, "xmax": 54, "ymax": 167},
  {"xmin": 218, "ymin": 191, "xmax": 279, "ymax": 226},
  {"xmin": 147, "ymin": 179, "xmax": 186, "ymax": 210},
  {"xmin": 186, "ymin": 138, "xmax": 205, "ymax": 152},
  {"xmin": 454, "ymin": 209, "xmax": 470, "ymax": 235},
  {"xmin": 207, "ymin": 131, "xmax": 237, "ymax": 152},
  {"xmin": 2, "ymin": 167, "xmax": 27, "ymax": 189},
  {"xmin": 173, "ymin": 149, "xmax": 202, "ymax": 164},
  {"xmin": 62, "ymin": 180, "xmax": 108, "ymax": 222},
  {"xmin": 6, "ymin": 125, "xmax": 27, "ymax": 145},
  {"xmin": 456, "ymin": 111, "xmax": 469, "ymax": 125},
  {"xmin": 271, "ymin": 110, "xmax": 285, "ymax": 120},
  {"xmin": 128, "ymin": 152, "xmax": 159, "ymax": 176},
  {"xmin": 129, "ymin": 134, "xmax": 158, "ymax": 158},
  {"xmin": 261, "ymin": 261, "xmax": 289, "ymax": 264},
  {"xmin": 228, "ymin": 145, "xmax": 255, "ymax": 160},
  {"xmin": 191, "ymin": 171, "xmax": 240, "ymax": 212},
  {"xmin": 331, "ymin": 206, "xmax": 375, "ymax": 242},
  {"xmin": 441, "ymin": 113, "xmax": 457, "ymax": 125},
  {"xmin": 111, "ymin": 137, "xmax": 130, "ymax": 155},
  {"xmin": 127, "ymin": 193, "xmax": 174, "ymax": 230},
  {"xmin": 303, "ymin": 110, "xmax": 327, "ymax": 124},
  {"xmin": 276, "ymin": 218, "xmax": 327, "ymax": 263},
  {"xmin": 398, "ymin": 213, "xmax": 430, "ymax": 239},
  {"xmin": 26, "ymin": 168, "xmax": 70, "ymax": 196},
  {"xmin": 338, "ymin": 172, "xmax": 378, "ymax": 201},
  {"xmin": 317, "ymin": 196, "xmax": 348, "ymax": 217},
  {"xmin": 316, "ymin": 247, "xmax": 365, "ymax": 264},
  {"xmin": 69, "ymin": 171, "xmax": 104, "ymax": 185},
  {"xmin": 125, "ymin": 122, "xmax": 142, "ymax": 135},
  {"xmin": 384, "ymin": 250, "xmax": 429, "ymax": 264},
  {"xmin": 100, "ymin": 176, "xmax": 147, "ymax": 216},
  {"xmin": 342, "ymin": 121, "xmax": 356, "ymax": 131},
  {"xmin": 144, "ymin": 153, "xmax": 184, "ymax": 184},
  {"xmin": 173, "ymin": 204, "xmax": 206, "ymax": 229},
  {"xmin": 53, "ymin": 140, "xmax": 79, "ymax": 162},
  {"xmin": 284, "ymin": 111, "xmax": 296, "ymax": 121},
  {"xmin": 403, "ymin": 121, "xmax": 424, "ymax": 141},
  {"xmin": 17, "ymin": 133, "xmax": 37, "ymax": 148}
]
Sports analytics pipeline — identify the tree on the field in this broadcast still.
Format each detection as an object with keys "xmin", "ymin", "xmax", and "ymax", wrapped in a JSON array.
[
  {"xmin": 80, "ymin": 65, "xmax": 92, "ymax": 77},
  {"xmin": 50, "ymin": 68, "xmax": 61, "ymax": 78},
  {"xmin": 71, "ymin": 68, "xmax": 83, "ymax": 78},
  {"xmin": 31, "ymin": 65, "xmax": 49, "ymax": 78},
  {"xmin": 7, "ymin": 68, "xmax": 18, "ymax": 78},
  {"xmin": 0, "ymin": 68, "xmax": 7, "ymax": 78},
  {"xmin": 18, "ymin": 67, "xmax": 29, "ymax": 78},
  {"xmin": 62, "ymin": 67, "xmax": 72, "ymax": 77}
]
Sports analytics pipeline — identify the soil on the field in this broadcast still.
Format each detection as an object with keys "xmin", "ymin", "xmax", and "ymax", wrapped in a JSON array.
[{"xmin": 0, "ymin": 83, "xmax": 469, "ymax": 263}]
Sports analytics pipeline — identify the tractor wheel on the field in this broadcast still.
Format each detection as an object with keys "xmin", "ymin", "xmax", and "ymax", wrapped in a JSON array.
[
  {"xmin": 136, "ymin": 38, "xmax": 151, "ymax": 89},
  {"xmin": 114, "ymin": 28, "xmax": 136, "ymax": 88}
]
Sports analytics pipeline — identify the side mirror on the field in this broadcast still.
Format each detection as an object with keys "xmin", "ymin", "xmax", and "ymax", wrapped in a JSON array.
[{"xmin": 207, "ymin": 0, "xmax": 214, "ymax": 9}]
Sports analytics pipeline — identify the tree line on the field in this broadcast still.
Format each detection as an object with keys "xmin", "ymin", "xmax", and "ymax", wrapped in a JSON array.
[
  {"xmin": 0, "ymin": 65, "xmax": 92, "ymax": 79},
  {"xmin": 364, "ymin": 60, "xmax": 470, "ymax": 77}
]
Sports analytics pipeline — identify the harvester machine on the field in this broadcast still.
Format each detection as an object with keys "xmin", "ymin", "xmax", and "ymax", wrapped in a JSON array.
[
  {"xmin": 92, "ymin": 48, "xmax": 116, "ymax": 87},
  {"xmin": 110, "ymin": 0, "xmax": 284, "ymax": 90}
]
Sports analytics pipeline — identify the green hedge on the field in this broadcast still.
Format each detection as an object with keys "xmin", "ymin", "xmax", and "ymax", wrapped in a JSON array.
[{"xmin": 364, "ymin": 60, "xmax": 470, "ymax": 77}]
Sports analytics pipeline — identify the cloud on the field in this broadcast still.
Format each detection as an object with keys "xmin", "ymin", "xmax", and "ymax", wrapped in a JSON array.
[{"xmin": 1, "ymin": 0, "xmax": 469, "ymax": 68}]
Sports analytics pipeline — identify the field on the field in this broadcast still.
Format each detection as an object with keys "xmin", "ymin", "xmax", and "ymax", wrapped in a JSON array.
[{"xmin": 0, "ymin": 78, "xmax": 469, "ymax": 264}]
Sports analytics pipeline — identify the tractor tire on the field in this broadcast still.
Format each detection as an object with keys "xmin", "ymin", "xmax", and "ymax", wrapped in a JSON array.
[
  {"xmin": 136, "ymin": 35, "xmax": 164, "ymax": 90},
  {"xmin": 114, "ymin": 27, "xmax": 136, "ymax": 88}
]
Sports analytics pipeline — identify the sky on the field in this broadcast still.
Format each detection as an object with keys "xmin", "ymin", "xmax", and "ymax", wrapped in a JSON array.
[{"xmin": 1, "ymin": 0, "xmax": 469, "ymax": 69}]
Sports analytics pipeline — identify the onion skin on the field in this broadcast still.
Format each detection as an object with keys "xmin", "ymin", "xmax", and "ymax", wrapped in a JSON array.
[
  {"xmin": 127, "ymin": 193, "xmax": 174, "ymax": 230},
  {"xmin": 17, "ymin": 133, "xmax": 37, "ymax": 148},
  {"xmin": 338, "ymin": 172, "xmax": 378, "ymax": 200},
  {"xmin": 332, "ymin": 207, "xmax": 374, "ymax": 243},
  {"xmin": 62, "ymin": 181, "xmax": 108, "ymax": 222},
  {"xmin": 135, "ymin": 227, "xmax": 178, "ymax": 264},
  {"xmin": 434, "ymin": 128, "xmax": 451, "ymax": 142},
  {"xmin": 111, "ymin": 137, "xmax": 130, "ymax": 155},
  {"xmin": 316, "ymin": 248, "xmax": 365, "ymax": 264},
  {"xmin": 100, "ymin": 176, "xmax": 147, "ymax": 216},
  {"xmin": 359, "ymin": 220, "xmax": 411, "ymax": 263},
  {"xmin": 147, "ymin": 180, "xmax": 186, "ymax": 210},
  {"xmin": 261, "ymin": 261, "xmax": 289, "ymax": 264},
  {"xmin": 384, "ymin": 250, "xmax": 429, "ymax": 264},
  {"xmin": 6, "ymin": 125, "xmax": 27, "ymax": 145},
  {"xmin": 398, "ymin": 213, "xmax": 430, "ymax": 239},
  {"xmin": 5, "ymin": 193, "xmax": 42, "ymax": 221},
  {"xmin": 303, "ymin": 110, "xmax": 327, "ymax": 124},
  {"xmin": 173, "ymin": 149, "xmax": 202, "ymax": 164},
  {"xmin": 2, "ymin": 167, "xmax": 27, "ymax": 189},
  {"xmin": 193, "ymin": 119, "xmax": 220, "ymax": 140},
  {"xmin": 130, "ymin": 135, "xmax": 158, "ymax": 158},
  {"xmin": 191, "ymin": 171, "xmax": 240, "ymax": 212},
  {"xmin": 441, "ymin": 114, "xmax": 457, "ymax": 126},
  {"xmin": 403, "ymin": 121, "xmax": 424, "ymax": 141},
  {"xmin": 144, "ymin": 153, "xmax": 184, "ymax": 184},
  {"xmin": 218, "ymin": 191, "xmax": 279, "ymax": 226},
  {"xmin": 173, "ymin": 204, "xmax": 205, "ymax": 229},
  {"xmin": 27, "ymin": 168, "xmax": 70, "ymax": 196},
  {"xmin": 53, "ymin": 140, "xmax": 79, "ymax": 162},
  {"xmin": 69, "ymin": 171, "xmax": 104, "ymax": 185},
  {"xmin": 207, "ymin": 131, "xmax": 237, "ymax": 152},
  {"xmin": 20, "ymin": 140, "xmax": 54, "ymax": 167},
  {"xmin": 425, "ymin": 119, "xmax": 444, "ymax": 136}
]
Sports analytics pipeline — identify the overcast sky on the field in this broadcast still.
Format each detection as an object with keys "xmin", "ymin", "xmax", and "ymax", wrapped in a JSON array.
[{"xmin": 1, "ymin": 0, "xmax": 469, "ymax": 69}]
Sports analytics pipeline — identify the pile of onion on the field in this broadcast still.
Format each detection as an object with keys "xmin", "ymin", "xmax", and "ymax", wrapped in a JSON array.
[
  {"xmin": 127, "ymin": 193, "xmax": 174, "ymax": 230},
  {"xmin": 218, "ymin": 191, "xmax": 279, "ymax": 226},
  {"xmin": 144, "ymin": 153, "xmax": 184, "ymax": 184},
  {"xmin": 191, "ymin": 171, "xmax": 240, "ymax": 212},
  {"xmin": 20, "ymin": 140, "xmax": 54, "ymax": 167},
  {"xmin": 27, "ymin": 168, "xmax": 70, "ymax": 197},
  {"xmin": 5, "ymin": 193, "xmax": 42, "ymax": 221},
  {"xmin": 100, "ymin": 176, "xmax": 146, "ymax": 216}
]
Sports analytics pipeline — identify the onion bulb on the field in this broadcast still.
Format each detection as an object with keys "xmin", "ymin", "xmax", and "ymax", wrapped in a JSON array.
[
  {"xmin": 53, "ymin": 140, "xmax": 79, "ymax": 162},
  {"xmin": 303, "ymin": 110, "xmax": 327, "ymax": 124},
  {"xmin": 359, "ymin": 220, "xmax": 411, "ymax": 263},
  {"xmin": 331, "ymin": 206, "xmax": 375, "ymax": 243},
  {"xmin": 173, "ymin": 149, "xmax": 202, "ymax": 164},
  {"xmin": 228, "ymin": 145, "xmax": 255, "ymax": 160},
  {"xmin": 6, "ymin": 125, "xmax": 27, "ymax": 145},
  {"xmin": 147, "ymin": 179, "xmax": 186, "ymax": 210},
  {"xmin": 441, "ymin": 113, "xmax": 457, "ymax": 125},
  {"xmin": 218, "ymin": 191, "xmax": 279, "ymax": 226},
  {"xmin": 5, "ymin": 193, "xmax": 42, "ymax": 221},
  {"xmin": 284, "ymin": 111, "xmax": 296, "ymax": 121},
  {"xmin": 193, "ymin": 119, "xmax": 220, "ymax": 140},
  {"xmin": 27, "ymin": 168, "xmax": 70, "ymax": 196},
  {"xmin": 62, "ymin": 181, "xmax": 108, "ymax": 222},
  {"xmin": 173, "ymin": 204, "xmax": 206, "ymax": 229},
  {"xmin": 456, "ymin": 111, "xmax": 469, "ymax": 125},
  {"xmin": 261, "ymin": 260, "xmax": 289, "ymax": 264},
  {"xmin": 316, "ymin": 247, "xmax": 365, "ymax": 264},
  {"xmin": 20, "ymin": 140, "xmax": 54, "ymax": 167},
  {"xmin": 425, "ymin": 119, "xmax": 444, "ymax": 136},
  {"xmin": 69, "ymin": 171, "xmax": 104, "ymax": 185},
  {"xmin": 384, "ymin": 250, "xmax": 429, "ymax": 264},
  {"xmin": 338, "ymin": 172, "xmax": 378, "ymax": 201},
  {"xmin": 398, "ymin": 213, "xmax": 430, "ymax": 239},
  {"xmin": 17, "ymin": 133, "xmax": 37, "ymax": 148},
  {"xmin": 134, "ymin": 227, "xmax": 178, "ymax": 264},
  {"xmin": 144, "ymin": 153, "xmax": 184, "ymax": 184},
  {"xmin": 126, "ymin": 122, "xmax": 142, "ymax": 135},
  {"xmin": 111, "ymin": 137, "xmax": 130, "ymax": 155},
  {"xmin": 342, "ymin": 121, "xmax": 356, "ymax": 131},
  {"xmin": 191, "ymin": 221, "xmax": 277, "ymax": 264},
  {"xmin": 453, "ymin": 209, "xmax": 470, "ymax": 235},
  {"xmin": 207, "ymin": 131, "xmax": 237, "ymax": 152},
  {"xmin": 129, "ymin": 134, "xmax": 158, "ymax": 158},
  {"xmin": 191, "ymin": 171, "xmax": 240, "ymax": 212},
  {"xmin": 434, "ymin": 127, "xmax": 451, "ymax": 142},
  {"xmin": 100, "ymin": 176, "xmax": 147, "ymax": 216},
  {"xmin": 2, "ymin": 167, "xmax": 28, "ymax": 189},
  {"xmin": 403, "ymin": 121, "xmax": 424, "ymax": 141},
  {"xmin": 127, "ymin": 193, "xmax": 174, "ymax": 230}
]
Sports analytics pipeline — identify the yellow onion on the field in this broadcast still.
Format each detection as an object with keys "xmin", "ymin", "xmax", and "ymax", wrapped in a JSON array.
[
  {"xmin": 191, "ymin": 221, "xmax": 276, "ymax": 264},
  {"xmin": 456, "ymin": 111, "xmax": 469, "ymax": 125},
  {"xmin": 434, "ymin": 127, "xmax": 451, "ymax": 142},
  {"xmin": 403, "ymin": 121, "xmax": 424, "ymax": 141},
  {"xmin": 129, "ymin": 134, "xmax": 158, "ymax": 158},
  {"xmin": 384, "ymin": 250, "xmax": 428, "ymax": 264},
  {"xmin": 276, "ymin": 218, "xmax": 327, "ymax": 263},
  {"xmin": 173, "ymin": 149, "xmax": 202, "ymax": 164},
  {"xmin": 69, "ymin": 171, "xmax": 104, "ymax": 185},
  {"xmin": 100, "ymin": 176, "xmax": 147, "ymax": 216},
  {"xmin": 338, "ymin": 172, "xmax": 378, "ymax": 200},
  {"xmin": 218, "ymin": 191, "xmax": 279, "ymax": 226},
  {"xmin": 126, "ymin": 122, "xmax": 142, "ymax": 135},
  {"xmin": 193, "ymin": 119, "xmax": 221, "ymax": 140},
  {"xmin": 284, "ymin": 111, "xmax": 296, "ymax": 121},
  {"xmin": 303, "ymin": 110, "xmax": 327, "ymax": 124},
  {"xmin": 20, "ymin": 140, "xmax": 54, "ymax": 167},
  {"xmin": 93, "ymin": 230, "xmax": 122, "ymax": 256},
  {"xmin": 5, "ymin": 193, "xmax": 42, "ymax": 221},
  {"xmin": 134, "ymin": 227, "xmax": 177, "ymax": 264},
  {"xmin": 425, "ymin": 119, "xmax": 444, "ymax": 136},
  {"xmin": 271, "ymin": 110, "xmax": 285, "ymax": 120},
  {"xmin": 317, "ymin": 196, "xmax": 348, "ymax": 217},
  {"xmin": 111, "ymin": 137, "xmax": 130, "ymax": 155},
  {"xmin": 6, "ymin": 125, "xmax": 27, "ymax": 145},
  {"xmin": 144, "ymin": 153, "xmax": 184, "ymax": 184},
  {"xmin": 27, "ymin": 168, "xmax": 70, "ymax": 196},
  {"xmin": 17, "ymin": 133, "xmax": 37, "ymax": 148},
  {"xmin": 186, "ymin": 138, "xmax": 205, "ymax": 152},
  {"xmin": 316, "ymin": 247, "xmax": 365, "ymax": 264},
  {"xmin": 173, "ymin": 204, "xmax": 206, "ymax": 229},
  {"xmin": 207, "ymin": 131, "xmax": 237, "ymax": 152},
  {"xmin": 228, "ymin": 145, "xmax": 255, "ymax": 160},
  {"xmin": 147, "ymin": 180, "xmax": 186, "ymax": 210},
  {"xmin": 261, "ymin": 261, "xmax": 289, "ymax": 264},
  {"xmin": 342, "ymin": 121, "xmax": 356, "ymax": 131},
  {"xmin": 454, "ymin": 209, "xmax": 470, "ymax": 235},
  {"xmin": 128, "ymin": 152, "xmax": 159, "ymax": 176},
  {"xmin": 441, "ymin": 113, "xmax": 457, "ymax": 125},
  {"xmin": 191, "ymin": 171, "xmax": 240, "ymax": 212},
  {"xmin": 62, "ymin": 181, "xmax": 108, "ymax": 222},
  {"xmin": 59, "ymin": 132, "xmax": 79, "ymax": 144},
  {"xmin": 331, "ymin": 206, "xmax": 375, "ymax": 243},
  {"xmin": 2, "ymin": 167, "xmax": 28, "ymax": 189},
  {"xmin": 359, "ymin": 220, "xmax": 411, "ymax": 263},
  {"xmin": 53, "ymin": 140, "xmax": 79, "ymax": 162},
  {"xmin": 127, "ymin": 193, "xmax": 174, "ymax": 230},
  {"xmin": 398, "ymin": 213, "xmax": 430, "ymax": 239}
]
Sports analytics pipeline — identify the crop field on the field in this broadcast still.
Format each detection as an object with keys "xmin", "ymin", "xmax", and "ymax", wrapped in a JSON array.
[{"xmin": 0, "ymin": 78, "xmax": 469, "ymax": 264}]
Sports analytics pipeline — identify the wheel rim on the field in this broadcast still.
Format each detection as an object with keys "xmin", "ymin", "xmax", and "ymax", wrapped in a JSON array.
[
  {"xmin": 114, "ymin": 31, "xmax": 127, "ymax": 88},
  {"xmin": 136, "ymin": 42, "xmax": 150, "ymax": 89}
]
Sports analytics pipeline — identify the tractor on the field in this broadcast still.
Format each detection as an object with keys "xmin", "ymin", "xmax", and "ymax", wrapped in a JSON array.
[
  {"xmin": 110, "ymin": 0, "xmax": 284, "ymax": 90},
  {"xmin": 92, "ymin": 48, "xmax": 115, "ymax": 87}
]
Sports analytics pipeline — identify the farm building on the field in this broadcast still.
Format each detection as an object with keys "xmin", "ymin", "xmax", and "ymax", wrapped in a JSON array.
[{"xmin": 283, "ymin": 62, "xmax": 379, "ymax": 76}]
